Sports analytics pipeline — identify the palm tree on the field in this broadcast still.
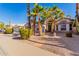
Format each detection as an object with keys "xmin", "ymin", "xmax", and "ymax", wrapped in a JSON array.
[
  {"xmin": 76, "ymin": 3, "xmax": 78, "ymax": 20},
  {"xmin": 31, "ymin": 3, "xmax": 44, "ymax": 35},
  {"xmin": 27, "ymin": 3, "xmax": 31, "ymax": 29},
  {"xmin": 41, "ymin": 6, "xmax": 64, "ymax": 33},
  {"xmin": 72, "ymin": 4, "xmax": 79, "ymax": 33},
  {"xmin": 76, "ymin": 3, "xmax": 79, "ymax": 33},
  {"xmin": 49, "ymin": 6, "xmax": 64, "ymax": 33},
  {"xmin": 27, "ymin": 3, "xmax": 31, "ymax": 37},
  {"xmin": 40, "ymin": 8, "xmax": 50, "ymax": 24},
  {"xmin": 41, "ymin": 6, "xmax": 64, "ymax": 36},
  {"xmin": 31, "ymin": 7, "xmax": 37, "ymax": 35}
]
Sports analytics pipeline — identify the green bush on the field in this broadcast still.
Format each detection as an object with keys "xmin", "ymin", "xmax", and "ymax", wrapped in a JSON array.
[
  {"xmin": 20, "ymin": 28, "xmax": 28, "ymax": 39},
  {"xmin": 4, "ymin": 27, "xmax": 13, "ymax": 34},
  {"xmin": 29, "ymin": 28, "xmax": 33, "ymax": 36},
  {"xmin": 0, "ymin": 22, "xmax": 4, "ymax": 29},
  {"xmin": 19, "ymin": 28, "xmax": 33, "ymax": 39}
]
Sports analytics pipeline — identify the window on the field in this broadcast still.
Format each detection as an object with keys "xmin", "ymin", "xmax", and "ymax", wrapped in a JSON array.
[{"xmin": 61, "ymin": 24, "xmax": 66, "ymax": 30}]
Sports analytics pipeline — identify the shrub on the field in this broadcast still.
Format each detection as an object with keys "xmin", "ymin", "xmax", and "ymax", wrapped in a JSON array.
[
  {"xmin": 0, "ymin": 22, "xmax": 4, "ymax": 30},
  {"xmin": 29, "ymin": 28, "xmax": 33, "ymax": 36},
  {"xmin": 19, "ymin": 28, "xmax": 33, "ymax": 39},
  {"xmin": 66, "ymin": 32, "xmax": 72, "ymax": 37},
  {"xmin": 4, "ymin": 27, "xmax": 13, "ymax": 34},
  {"xmin": 20, "ymin": 28, "xmax": 28, "ymax": 39}
]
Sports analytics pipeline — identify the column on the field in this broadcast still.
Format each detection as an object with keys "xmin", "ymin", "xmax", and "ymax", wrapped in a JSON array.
[
  {"xmin": 46, "ymin": 23, "xmax": 48, "ymax": 31},
  {"xmin": 55, "ymin": 25, "xmax": 57, "ymax": 31},
  {"xmin": 58, "ymin": 25, "xmax": 61, "ymax": 31},
  {"xmin": 66, "ymin": 24, "xmax": 70, "ymax": 31}
]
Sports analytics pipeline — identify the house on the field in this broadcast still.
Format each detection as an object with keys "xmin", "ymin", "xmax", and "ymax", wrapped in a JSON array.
[
  {"xmin": 5, "ymin": 24, "xmax": 25, "ymax": 29},
  {"xmin": 44, "ymin": 17, "xmax": 73, "ymax": 32}
]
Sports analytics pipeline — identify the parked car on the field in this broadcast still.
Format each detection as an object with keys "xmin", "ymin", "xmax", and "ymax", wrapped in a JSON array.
[{"xmin": 13, "ymin": 27, "xmax": 20, "ymax": 39}]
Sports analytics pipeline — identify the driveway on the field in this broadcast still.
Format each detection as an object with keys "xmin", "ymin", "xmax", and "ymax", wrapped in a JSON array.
[
  {"xmin": 25, "ymin": 33, "xmax": 79, "ymax": 56},
  {"xmin": 0, "ymin": 34, "xmax": 56, "ymax": 56}
]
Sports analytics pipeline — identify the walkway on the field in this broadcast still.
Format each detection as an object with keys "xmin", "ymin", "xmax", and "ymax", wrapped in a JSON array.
[{"xmin": 0, "ymin": 34, "xmax": 56, "ymax": 56}]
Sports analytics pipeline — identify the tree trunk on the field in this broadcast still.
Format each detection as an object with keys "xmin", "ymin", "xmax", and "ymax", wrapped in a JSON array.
[
  {"xmin": 52, "ymin": 20, "xmax": 55, "ymax": 32},
  {"xmin": 53, "ymin": 24, "xmax": 57, "ymax": 36},
  {"xmin": 27, "ymin": 3, "xmax": 31, "ymax": 37},
  {"xmin": 33, "ymin": 15, "xmax": 36, "ymax": 35},
  {"xmin": 76, "ymin": 3, "xmax": 79, "ymax": 19},
  {"xmin": 76, "ymin": 3, "xmax": 79, "ymax": 33},
  {"xmin": 38, "ymin": 15, "xmax": 42, "ymax": 35},
  {"xmin": 52, "ymin": 20, "xmax": 57, "ymax": 36},
  {"xmin": 27, "ymin": 3, "xmax": 31, "ymax": 29}
]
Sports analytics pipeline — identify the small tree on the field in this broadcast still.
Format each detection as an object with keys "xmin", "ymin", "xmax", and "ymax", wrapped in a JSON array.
[{"xmin": 0, "ymin": 22, "xmax": 4, "ymax": 30}]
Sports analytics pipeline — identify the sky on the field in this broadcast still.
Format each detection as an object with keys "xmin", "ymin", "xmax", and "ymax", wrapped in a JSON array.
[{"xmin": 0, "ymin": 3, "xmax": 76, "ymax": 24}]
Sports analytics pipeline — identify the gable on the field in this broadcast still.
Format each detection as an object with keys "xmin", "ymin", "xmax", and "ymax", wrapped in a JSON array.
[{"xmin": 57, "ymin": 18, "xmax": 71, "ymax": 24}]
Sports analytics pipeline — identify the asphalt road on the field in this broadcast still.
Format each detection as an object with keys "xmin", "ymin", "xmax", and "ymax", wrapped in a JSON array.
[{"xmin": 0, "ymin": 34, "xmax": 56, "ymax": 56}]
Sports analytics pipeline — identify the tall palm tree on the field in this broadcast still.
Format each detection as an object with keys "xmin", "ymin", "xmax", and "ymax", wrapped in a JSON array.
[
  {"xmin": 27, "ymin": 3, "xmax": 31, "ymax": 28},
  {"xmin": 40, "ymin": 8, "xmax": 50, "ymax": 24},
  {"xmin": 49, "ymin": 6, "xmax": 64, "ymax": 32},
  {"xmin": 76, "ymin": 3, "xmax": 78, "ymax": 19},
  {"xmin": 31, "ymin": 7, "xmax": 37, "ymax": 35},
  {"xmin": 76, "ymin": 3, "xmax": 79, "ymax": 33},
  {"xmin": 31, "ymin": 3, "xmax": 44, "ymax": 35},
  {"xmin": 27, "ymin": 3, "xmax": 31, "ymax": 37},
  {"xmin": 41, "ymin": 6, "xmax": 64, "ymax": 33}
]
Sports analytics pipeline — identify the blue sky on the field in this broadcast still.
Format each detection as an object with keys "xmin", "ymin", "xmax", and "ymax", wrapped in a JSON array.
[
  {"xmin": 0, "ymin": 3, "xmax": 26, "ymax": 24},
  {"xmin": 0, "ymin": 3, "xmax": 76, "ymax": 24}
]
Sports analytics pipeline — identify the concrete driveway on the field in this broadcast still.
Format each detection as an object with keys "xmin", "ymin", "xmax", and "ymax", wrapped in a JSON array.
[
  {"xmin": 0, "ymin": 34, "xmax": 56, "ymax": 56},
  {"xmin": 26, "ymin": 33, "xmax": 79, "ymax": 56}
]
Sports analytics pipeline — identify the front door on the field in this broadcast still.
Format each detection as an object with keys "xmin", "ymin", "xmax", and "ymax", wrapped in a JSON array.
[
  {"xmin": 48, "ymin": 23, "xmax": 52, "ymax": 32},
  {"xmin": 70, "ymin": 24, "xmax": 72, "ymax": 30}
]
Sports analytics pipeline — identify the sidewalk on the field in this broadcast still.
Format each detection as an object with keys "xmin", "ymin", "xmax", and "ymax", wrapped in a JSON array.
[{"xmin": 0, "ymin": 34, "xmax": 56, "ymax": 56}]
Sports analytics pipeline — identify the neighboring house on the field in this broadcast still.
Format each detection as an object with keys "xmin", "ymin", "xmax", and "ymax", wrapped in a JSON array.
[
  {"xmin": 6, "ymin": 24, "xmax": 24, "ymax": 27},
  {"xmin": 44, "ymin": 17, "xmax": 73, "ymax": 32}
]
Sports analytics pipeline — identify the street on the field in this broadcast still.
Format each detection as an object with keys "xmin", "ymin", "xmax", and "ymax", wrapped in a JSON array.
[{"xmin": 0, "ymin": 34, "xmax": 56, "ymax": 56}]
